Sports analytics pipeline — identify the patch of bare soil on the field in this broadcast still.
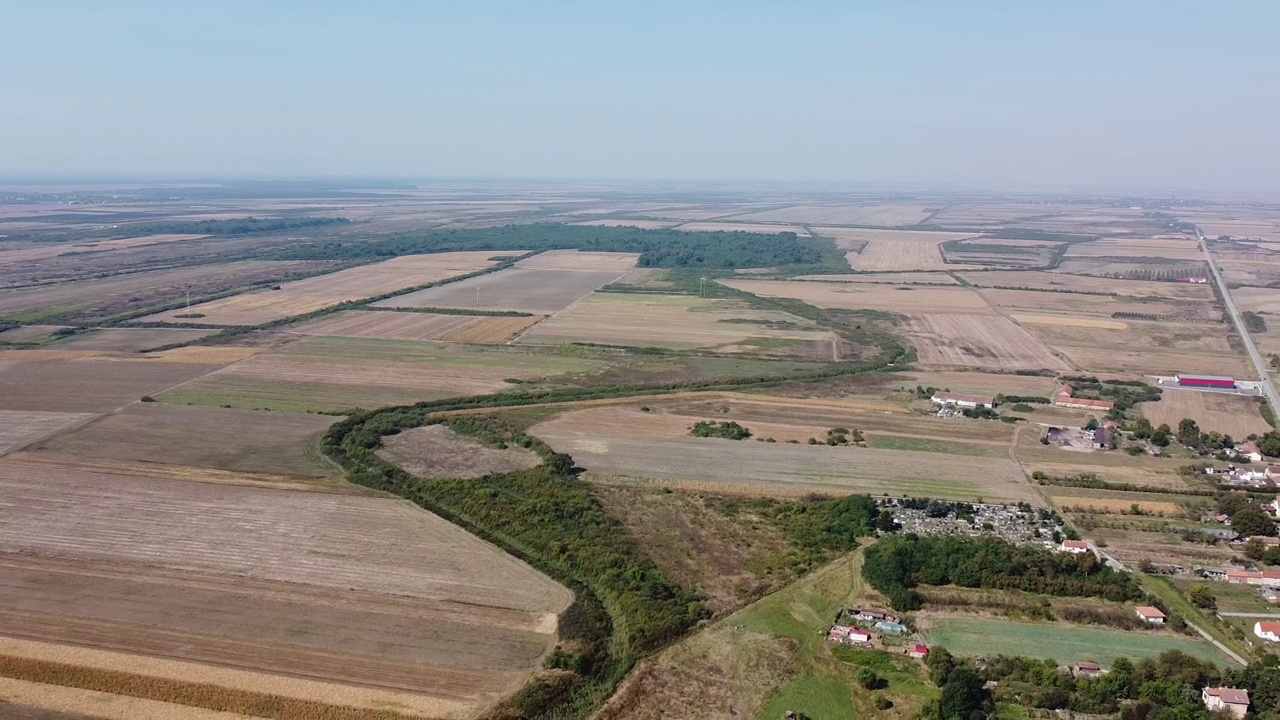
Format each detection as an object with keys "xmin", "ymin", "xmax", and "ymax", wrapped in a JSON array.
[{"xmin": 379, "ymin": 425, "xmax": 541, "ymax": 479}]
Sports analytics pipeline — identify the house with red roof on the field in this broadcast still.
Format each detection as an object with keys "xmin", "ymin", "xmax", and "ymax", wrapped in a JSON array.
[
  {"xmin": 908, "ymin": 644, "xmax": 929, "ymax": 659},
  {"xmin": 1202, "ymin": 687, "xmax": 1250, "ymax": 718},
  {"xmin": 1255, "ymin": 620, "xmax": 1280, "ymax": 642},
  {"xmin": 1135, "ymin": 606, "xmax": 1166, "ymax": 624}
]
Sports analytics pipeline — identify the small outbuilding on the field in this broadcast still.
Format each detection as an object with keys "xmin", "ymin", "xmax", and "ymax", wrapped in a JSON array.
[
  {"xmin": 1255, "ymin": 620, "xmax": 1280, "ymax": 642},
  {"xmin": 1135, "ymin": 606, "xmax": 1167, "ymax": 624}
]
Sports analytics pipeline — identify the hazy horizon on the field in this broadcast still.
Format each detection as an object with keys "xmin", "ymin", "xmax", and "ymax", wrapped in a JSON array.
[{"xmin": 4, "ymin": 1, "xmax": 1279, "ymax": 192}]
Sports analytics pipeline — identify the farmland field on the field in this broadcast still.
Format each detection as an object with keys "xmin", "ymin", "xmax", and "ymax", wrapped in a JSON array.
[
  {"xmin": 0, "ymin": 261, "xmax": 335, "ymax": 323},
  {"xmin": 159, "ymin": 336, "xmax": 603, "ymax": 412},
  {"xmin": 518, "ymin": 292, "xmax": 832, "ymax": 353},
  {"xmin": 671, "ymin": 222, "xmax": 806, "ymax": 235},
  {"xmin": 923, "ymin": 616, "xmax": 1225, "ymax": 666},
  {"xmin": 978, "ymin": 287, "xmax": 1222, "ymax": 322},
  {"xmin": 1017, "ymin": 317, "xmax": 1243, "ymax": 377},
  {"xmin": 817, "ymin": 229, "xmax": 982, "ymax": 271},
  {"xmin": 958, "ymin": 270, "xmax": 1216, "ymax": 299},
  {"xmin": 0, "ymin": 234, "xmax": 208, "ymax": 266},
  {"xmin": 1066, "ymin": 237, "xmax": 1204, "ymax": 261},
  {"xmin": 720, "ymin": 279, "xmax": 993, "ymax": 314},
  {"xmin": 1136, "ymin": 388, "xmax": 1272, "ymax": 437},
  {"xmin": 530, "ymin": 407, "xmax": 1038, "ymax": 503},
  {"xmin": 0, "ymin": 410, "xmax": 96, "ymax": 456},
  {"xmin": 903, "ymin": 314, "xmax": 1068, "ymax": 371},
  {"xmin": 375, "ymin": 251, "xmax": 637, "ymax": 315},
  {"xmin": 290, "ymin": 309, "xmax": 540, "ymax": 343},
  {"xmin": 894, "ymin": 370, "xmax": 1062, "ymax": 397},
  {"xmin": 27, "ymin": 403, "xmax": 339, "ymax": 478},
  {"xmin": 142, "ymin": 251, "xmax": 511, "ymax": 325},
  {"xmin": 724, "ymin": 203, "xmax": 934, "ymax": 226},
  {"xmin": 0, "ymin": 360, "xmax": 223, "ymax": 413},
  {"xmin": 790, "ymin": 271, "xmax": 959, "ymax": 285},
  {"xmin": 46, "ymin": 328, "xmax": 217, "ymax": 353}
]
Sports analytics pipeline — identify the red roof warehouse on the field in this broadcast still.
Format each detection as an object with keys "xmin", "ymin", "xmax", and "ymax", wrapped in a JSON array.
[{"xmin": 1177, "ymin": 374, "xmax": 1237, "ymax": 389}]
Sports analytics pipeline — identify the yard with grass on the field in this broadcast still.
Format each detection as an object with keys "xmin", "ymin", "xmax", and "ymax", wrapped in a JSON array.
[{"xmin": 922, "ymin": 616, "xmax": 1229, "ymax": 667}]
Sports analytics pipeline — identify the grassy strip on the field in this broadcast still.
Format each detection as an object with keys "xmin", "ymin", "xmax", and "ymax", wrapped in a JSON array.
[
  {"xmin": 1139, "ymin": 576, "xmax": 1252, "ymax": 662},
  {"xmin": 0, "ymin": 655, "xmax": 410, "ymax": 719}
]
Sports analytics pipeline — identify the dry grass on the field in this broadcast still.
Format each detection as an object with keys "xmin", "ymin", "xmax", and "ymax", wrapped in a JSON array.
[
  {"xmin": 1052, "ymin": 345, "xmax": 1253, "ymax": 378},
  {"xmin": 142, "ymin": 252, "xmax": 506, "ymax": 325},
  {"xmin": 379, "ymin": 425, "xmax": 541, "ymax": 479},
  {"xmin": 903, "ymin": 314, "xmax": 1069, "ymax": 371},
  {"xmin": 959, "ymin": 271, "xmax": 1215, "ymax": 299},
  {"xmin": 721, "ymin": 279, "xmax": 993, "ymax": 314},
  {"xmin": 894, "ymin": 370, "xmax": 1062, "ymax": 397},
  {"xmin": 1230, "ymin": 286, "xmax": 1280, "ymax": 315},
  {"xmin": 518, "ymin": 292, "xmax": 829, "ymax": 352},
  {"xmin": 1050, "ymin": 496, "xmax": 1185, "ymax": 516},
  {"xmin": 290, "ymin": 310, "xmax": 540, "ymax": 344},
  {"xmin": 1136, "ymin": 388, "xmax": 1272, "ymax": 438}
]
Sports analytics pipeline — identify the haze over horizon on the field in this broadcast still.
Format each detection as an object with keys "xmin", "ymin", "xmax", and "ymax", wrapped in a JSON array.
[{"xmin": 4, "ymin": 1, "xmax": 1278, "ymax": 192}]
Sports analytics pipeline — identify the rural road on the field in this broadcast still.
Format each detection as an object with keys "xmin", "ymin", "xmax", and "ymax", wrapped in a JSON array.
[{"xmin": 1197, "ymin": 227, "xmax": 1280, "ymax": 420}]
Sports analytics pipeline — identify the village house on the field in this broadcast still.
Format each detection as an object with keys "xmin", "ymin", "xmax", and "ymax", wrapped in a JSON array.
[
  {"xmin": 1060, "ymin": 539, "xmax": 1090, "ymax": 554},
  {"xmin": 1052, "ymin": 384, "xmax": 1115, "ymax": 412},
  {"xmin": 827, "ymin": 624, "xmax": 872, "ymax": 646},
  {"xmin": 930, "ymin": 392, "xmax": 994, "ymax": 409},
  {"xmin": 1265, "ymin": 467, "xmax": 1280, "ymax": 482},
  {"xmin": 907, "ymin": 644, "xmax": 929, "ymax": 659},
  {"xmin": 852, "ymin": 608, "xmax": 900, "ymax": 625},
  {"xmin": 1237, "ymin": 441, "xmax": 1263, "ymax": 463},
  {"xmin": 1255, "ymin": 620, "xmax": 1280, "ymax": 642},
  {"xmin": 1223, "ymin": 569, "xmax": 1280, "ymax": 587},
  {"xmin": 1268, "ymin": 495, "xmax": 1280, "ymax": 519},
  {"xmin": 1074, "ymin": 661, "xmax": 1104, "ymax": 679},
  {"xmin": 1135, "ymin": 606, "xmax": 1167, "ymax": 624},
  {"xmin": 1202, "ymin": 687, "xmax": 1251, "ymax": 718}
]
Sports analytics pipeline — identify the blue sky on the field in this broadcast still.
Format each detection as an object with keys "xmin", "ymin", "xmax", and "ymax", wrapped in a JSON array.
[{"xmin": 2, "ymin": 1, "xmax": 1278, "ymax": 190}]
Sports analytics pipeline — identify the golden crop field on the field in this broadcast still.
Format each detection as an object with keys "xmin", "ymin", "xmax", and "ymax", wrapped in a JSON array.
[
  {"xmin": 1011, "ymin": 314, "xmax": 1130, "ymax": 330},
  {"xmin": 791, "ymin": 271, "xmax": 960, "ymax": 284},
  {"xmin": 959, "ymin": 271, "xmax": 1215, "ymax": 299},
  {"xmin": 812, "ymin": 228, "xmax": 984, "ymax": 271},
  {"xmin": 903, "ymin": 314, "xmax": 1069, "ymax": 371},
  {"xmin": 1066, "ymin": 237, "xmax": 1204, "ymax": 261},
  {"xmin": 720, "ymin": 279, "xmax": 993, "ymax": 314},
  {"xmin": 142, "ymin": 251, "xmax": 508, "ymax": 325}
]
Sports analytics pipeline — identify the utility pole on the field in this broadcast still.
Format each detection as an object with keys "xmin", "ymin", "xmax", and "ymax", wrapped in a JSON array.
[{"xmin": 700, "ymin": 276, "xmax": 707, "ymax": 297}]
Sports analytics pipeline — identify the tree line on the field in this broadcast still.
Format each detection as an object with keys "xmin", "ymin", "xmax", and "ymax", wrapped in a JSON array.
[{"xmin": 862, "ymin": 535, "xmax": 1144, "ymax": 611}]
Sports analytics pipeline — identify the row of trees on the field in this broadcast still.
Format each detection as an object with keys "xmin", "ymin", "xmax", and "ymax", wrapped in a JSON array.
[
  {"xmin": 862, "ymin": 535, "xmax": 1143, "ymax": 611},
  {"xmin": 263, "ymin": 223, "xmax": 829, "ymax": 270}
]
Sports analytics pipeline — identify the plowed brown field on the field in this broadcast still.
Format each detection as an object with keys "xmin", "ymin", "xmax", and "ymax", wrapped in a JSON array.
[
  {"xmin": 903, "ymin": 314, "xmax": 1069, "ymax": 371},
  {"xmin": 291, "ymin": 310, "xmax": 540, "ymax": 343}
]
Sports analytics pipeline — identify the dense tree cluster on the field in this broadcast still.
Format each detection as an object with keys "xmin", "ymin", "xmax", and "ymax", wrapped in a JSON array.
[
  {"xmin": 264, "ymin": 223, "xmax": 826, "ymax": 269},
  {"xmin": 106, "ymin": 216, "xmax": 349, "ymax": 238},
  {"xmin": 689, "ymin": 420, "xmax": 752, "ymax": 440},
  {"xmin": 862, "ymin": 536, "xmax": 1143, "ymax": 611}
]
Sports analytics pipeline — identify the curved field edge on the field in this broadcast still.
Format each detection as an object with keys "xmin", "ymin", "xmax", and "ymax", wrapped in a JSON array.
[{"xmin": 318, "ymin": 347, "xmax": 907, "ymax": 718}]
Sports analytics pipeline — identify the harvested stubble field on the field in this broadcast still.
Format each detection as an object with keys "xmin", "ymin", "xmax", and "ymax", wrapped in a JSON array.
[
  {"xmin": 0, "ymin": 459, "xmax": 572, "ymax": 715},
  {"xmin": 958, "ymin": 271, "xmax": 1216, "ymax": 300},
  {"xmin": 518, "ymin": 292, "xmax": 831, "ymax": 353},
  {"xmin": 0, "ymin": 261, "xmax": 333, "ymax": 323},
  {"xmin": 820, "ymin": 229, "xmax": 983, "ymax": 272},
  {"xmin": 978, "ymin": 288, "xmax": 1222, "ymax": 323},
  {"xmin": 922, "ymin": 616, "xmax": 1224, "ymax": 667},
  {"xmin": 0, "ymin": 410, "xmax": 96, "ymax": 456},
  {"xmin": 903, "ymin": 314, "xmax": 1068, "ymax": 371},
  {"xmin": 670, "ymin": 222, "xmax": 806, "ymax": 235},
  {"xmin": 1018, "ymin": 317, "xmax": 1237, "ymax": 359},
  {"xmin": 721, "ymin": 279, "xmax": 993, "ymax": 314},
  {"xmin": 1010, "ymin": 314, "xmax": 1130, "ymax": 330},
  {"xmin": 1229, "ymin": 286, "xmax": 1280, "ymax": 315},
  {"xmin": 159, "ymin": 336, "xmax": 602, "ymax": 413},
  {"xmin": 49, "ymin": 328, "xmax": 217, "ymax": 353},
  {"xmin": 379, "ymin": 424, "xmax": 541, "ymax": 480},
  {"xmin": 375, "ymin": 251, "xmax": 637, "ymax": 315},
  {"xmin": 28, "ymin": 403, "xmax": 339, "ymax": 478},
  {"xmin": 1050, "ymin": 344, "xmax": 1252, "ymax": 378},
  {"xmin": 726, "ymin": 203, "xmax": 934, "ymax": 226},
  {"xmin": 790, "ymin": 272, "xmax": 959, "ymax": 285},
  {"xmin": 0, "ymin": 234, "xmax": 208, "ymax": 265},
  {"xmin": 143, "ymin": 252, "xmax": 510, "ymax": 326},
  {"xmin": 290, "ymin": 310, "xmax": 540, "ymax": 344},
  {"xmin": 1136, "ymin": 388, "xmax": 1272, "ymax": 438},
  {"xmin": 530, "ymin": 408, "xmax": 1039, "ymax": 503},
  {"xmin": 0, "ymin": 360, "xmax": 223, "ymax": 413},
  {"xmin": 1065, "ymin": 238, "xmax": 1204, "ymax": 261}
]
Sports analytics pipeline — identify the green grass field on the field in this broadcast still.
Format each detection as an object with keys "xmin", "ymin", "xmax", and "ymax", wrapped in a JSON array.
[
  {"xmin": 923, "ymin": 616, "xmax": 1229, "ymax": 667},
  {"xmin": 865, "ymin": 434, "xmax": 1002, "ymax": 457}
]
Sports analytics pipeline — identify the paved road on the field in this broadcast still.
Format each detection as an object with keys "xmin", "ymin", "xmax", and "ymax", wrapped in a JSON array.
[
  {"xmin": 1197, "ymin": 227, "xmax": 1280, "ymax": 420},
  {"xmin": 1219, "ymin": 612, "xmax": 1280, "ymax": 619}
]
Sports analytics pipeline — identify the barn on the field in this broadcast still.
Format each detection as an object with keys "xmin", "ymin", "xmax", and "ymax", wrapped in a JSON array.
[{"xmin": 1177, "ymin": 374, "xmax": 1237, "ymax": 389}]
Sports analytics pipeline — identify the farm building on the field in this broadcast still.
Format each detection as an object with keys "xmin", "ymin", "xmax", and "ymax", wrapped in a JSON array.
[
  {"xmin": 1074, "ymin": 662, "xmax": 1103, "ymax": 679},
  {"xmin": 1263, "ymin": 588, "xmax": 1280, "ymax": 604},
  {"xmin": 1052, "ymin": 384, "xmax": 1114, "ymax": 412},
  {"xmin": 827, "ymin": 625, "xmax": 872, "ymax": 645},
  {"xmin": 1237, "ymin": 441, "xmax": 1264, "ymax": 463},
  {"xmin": 875, "ymin": 620, "xmax": 908, "ymax": 635},
  {"xmin": 1177, "ymin": 374, "xmax": 1237, "ymax": 389},
  {"xmin": 1202, "ymin": 687, "xmax": 1250, "ymax": 718},
  {"xmin": 1223, "ymin": 569, "xmax": 1280, "ymax": 587},
  {"xmin": 1135, "ymin": 606, "xmax": 1167, "ymax": 624},
  {"xmin": 930, "ymin": 391, "xmax": 995, "ymax": 409},
  {"xmin": 1060, "ymin": 539, "xmax": 1091, "ymax": 554},
  {"xmin": 908, "ymin": 644, "xmax": 930, "ymax": 659},
  {"xmin": 1254, "ymin": 621, "xmax": 1280, "ymax": 643}
]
